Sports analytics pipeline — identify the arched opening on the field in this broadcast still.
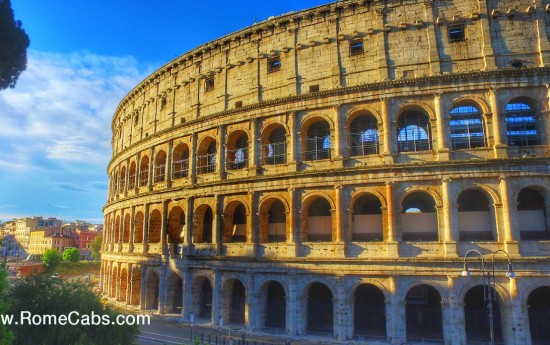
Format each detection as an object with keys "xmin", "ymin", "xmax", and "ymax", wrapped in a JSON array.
[
  {"xmin": 223, "ymin": 279, "xmax": 246, "ymax": 325},
  {"xmin": 352, "ymin": 194, "xmax": 383, "ymax": 242},
  {"xmin": 397, "ymin": 111, "xmax": 432, "ymax": 152},
  {"xmin": 262, "ymin": 126, "xmax": 287, "ymax": 165},
  {"xmin": 505, "ymin": 101, "xmax": 543, "ymax": 147},
  {"xmin": 130, "ymin": 268, "xmax": 141, "ymax": 305},
  {"xmin": 154, "ymin": 150, "xmax": 167, "ymax": 183},
  {"xmin": 349, "ymin": 114, "xmax": 379, "ymax": 156},
  {"xmin": 194, "ymin": 278, "xmax": 213, "ymax": 319},
  {"xmin": 449, "ymin": 104, "xmax": 486, "ymax": 150},
  {"xmin": 226, "ymin": 132, "xmax": 249, "ymax": 170},
  {"xmin": 166, "ymin": 273, "xmax": 183, "ymax": 314},
  {"xmin": 114, "ymin": 215, "xmax": 120, "ymax": 243},
  {"xmin": 148, "ymin": 210, "xmax": 162, "ymax": 244},
  {"xmin": 194, "ymin": 206, "xmax": 213, "ymax": 244},
  {"xmin": 134, "ymin": 212, "xmax": 144, "ymax": 243},
  {"xmin": 405, "ymin": 285, "xmax": 443, "ymax": 341},
  {"xmin": 119, "ymin": 268, "xmax": 128, "ymax": 302},
  {"xmin": 307, "ymin": 282, "xmax": 333, "ymax": 334},
  {"xmin": 457, "ymin": 189, "xmax": 495, "ymax": 241},
  {"xmin": 168, "ymin": 207, "xmax": 185, "ymax": 255},
  {"xmin": 122, "ymin": 214, "xmax": 130, "ymax": 243},
  {"xmin": 268, "ymin": 200, "xmax": 286, "ymax": 242},
  {"xmin": 224, "ymin": 203, "xmax": 247, "ymax": 243},
  {"xmin": 354, "ymin": 284, "xmax": 386, "ymax": 338},
  {"xmin": 119, "ymin": 166, "xmax": 127, "ymax": 192},
  {"xmin": 110, "ymin": 267, "xmax": 118, "ymax": 298},
  {"xmin": 113, "ymin": 169, "xmax": 119, "ymax": 194},
  {"xmin": 304, "ymin": 120, "xmax": 331, "ymax": 161},
  {"xmin": 401, "ymin": 192, "xmax": 438, "ymax": 241},
  {"xmin": 518, "ymin": 187, "xmax": 550, "ymax": 240},
  {"xmin": 172, "ymin": 144, "xmax": 189, "ymax": 179},
  {"xmin": 139, "ymin": 156, "xmax": 149, "ymax": 187},
  {"xmin": 464, "ymin": 285, "xmax": 504, "ymax": 344},
  {"xmin": 145, "ymin": 271, "xmax": 160, "ymax": 310},
  {"xmin": 128, "ymin": 161, "xmax": 136, "ymax": 189},
  {"xmin": 528, "ymin": 286, "xmax": 550, "ymax": 345},
  {"xmin": 198, "ymin": 138, "xmax": 217, "ymax": 174},
  {"xmin": 306, "ymin": 197, "xmax": 332, "ymax": 242},
  {"xmin": 263, "ymin": 281, "xmax": 286, "ymax": 330}
]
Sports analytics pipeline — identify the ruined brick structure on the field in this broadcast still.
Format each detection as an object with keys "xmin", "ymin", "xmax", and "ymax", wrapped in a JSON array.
[{"xmin": 102, "ymin": 1, "xmax": 550, "ymax": 344}]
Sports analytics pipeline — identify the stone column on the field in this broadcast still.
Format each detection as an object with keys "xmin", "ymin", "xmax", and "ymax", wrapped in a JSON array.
[
  {"xmin": 249, "ymin": 119, "xmax": 258, "ymax": 175},
  {"xmin": 217, "ymin": 125, "xmax": 225, "ymax": 179},
  {"xmin": 434, "ymin": 93, "xmax": 450, "ymax": 161},
  {"xmin": 246, "ymin": 272, "xmax": 257, "ymax": 330},
  {"xmin": 476, "ymin": 0, "xmax": 497, "ymax": 69},
  {"xmin": 143, "ymin": 204, "xmax": 150, "ymax": 253},
  {"xmin": 161, "ymin": 201, "xmax": 169, "ymax": 258},
  {"xmin": 336, "ymin": 276, "xmax": 349, "ymax": 341},
  {"xmin": 148, "ymin": 146, "xmax": 154, "ymax": 191},
  {"xmin": 444, "ymin": 277, "xmax": 460, "ymax": 345},
  {"xmin": 381, "ymin": 97, "xmax": 394, "ymax": 164},
  {"xmin": 287, "ymin": 111, "xmax": 299, "ymax": 172},
  {"xmin": 213, "ymin": 196, "xmax": 222, "ymax": 255},
  {"xmin": 500, "ymin": 176, "xmax": 519, "ymax": 256},
  {"xmin": 442, "ymin": 178, "xmax": 457, "ymax": 257},
  {"xmin": 488, "ymin": 88, "xmax": 508, "ymax": 158},
  {"xmin": 181, "ymin": 268, "xmax": 191, "ymax": 317},
  {"xmin": 126, "ymin": 263, "xmax": 133, "ymax": 304},
  {"xmin": 287, "ymin": 188, "xmax": 299, "ymax": 257},
  {"xmin": 129, "ymin": 205, "xmax": 135, "ymax": 252},
  {"xmin": 332, "ymin": 105, "xmax": 344, "ymax": 166},
  {"xmin": 212, "ymin": 269, "xmax": 223, "ymax": 327},
  {"xmin": 389, "ymin": 276, "xmax": 406, "ymax": 344},
  {"xmin": 385, "ymin": 182, "xmax": 398, "ymax": 257},
  {"xmin": 166, "ymin": 140, "xmax": 173, "ymax": 187},
  {"xmin": 140, "ymin": 267, "xmax": 147, "ymax": 310},
  {"xmin": 190, "ymin": 133, "xmax": 197, "ymax": 183},
  {"xmin": 158, "ymin": 268, "xmax": 166, "ymax": 314},
  {"xmin": 507, "ymin": 278, "xmax": 527, "ymax": 345},
  {"xmin": 185, "ymin": 197, "xmax": 195, "ymax": 254},
  {"xmin": 286, "ymin": 272, "xmax": 299, "ymax": 335}
]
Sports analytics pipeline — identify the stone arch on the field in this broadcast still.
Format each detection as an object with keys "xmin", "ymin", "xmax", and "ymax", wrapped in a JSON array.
[
  {"xmin": 130, "ymin": 266, "xmax": 141, "ymax": 305},
  {"xmin": 516, "ymin": 186, "xmax": 550, "ymax": 240},
  {"xmin": 114, "ymin": 214, "xmax": 121, "ymax": 243},
  {"xmin": 153, "ymin": 150, "xmax": 167, "ymax": 183},
  {"xmin": 168, "ymin": 206, "xmax": 185, "ymax": 255},
  {"xmin": 463, "ymin": 284, "xmax": 504, "ymax": 344},
  {"xmin": 128, "ymin": 160, "xmax": 137, "ymax": 189},
  {"xmin": 119, "ymin": 268, "xmax": 128, "ymax": 302},
  {"xmin": 191, "ymin": 275, "xmax": 213, "ymax": 319},
  {"xmin": 172, "ymin": 143, "xmax": 190, "ymax": 179},
  {"xmin": 197, "ymin": 136, "xmax": 217, "ymax": 174},
  {"xmin": 223, "ymin": 200, "xmax": 249, "ymax": 243},
  {"xmin": 148, "ymin": 209, "xmax": 162, "ymax": 244},
  {"xmin": 396, "ymin": 104, "xmax": 434, "ymax": 153},
  {"xmin": 353, "ymin": 283, "xmax": 387, "ymax": 338},
  {"xmin": 504, "ymin": 96, "xmax": 545, "ymax": 147},
  {"xmin": 346, "ymin": 108, "xmax": 381, "ymax": 157},
  {"xmin": 258, "ymin": 196, "xmax": 289, "ymax": 243},
  {"xmin": 226, "ymin": 129, "xmax": 249, "ymax": 170},
  {"xmin": 301, "ymin": 115, "xmax": 333, "ymax": 161},
  {"xmin": 134, "ymin": 211, "xmax": 144, "ymax": 243},
  {"xmin": 139, "ymin": 155, "xmax": 150, "ymax": 187},
  {"xmin": 527, "ymin": 285, "xmax": 550, "ymax": 345},
  {"xmin": 405, "ymin": 284, "xmax": 443, "ymax": 342},
  {"xmin": 122, "ymin": 213, "xmax": 131, "ymax": 243},
  {"xmin": 110, "ymin": 265, "xmax": 118, "ymax": 298},
  {"xmin": 304, "ymin": 281, "xmax": 335, "ymax": 334},
  {"xmin": 451, "ymin": 95, "xmax": 491, "ymax": 115},
  {"xmin": 165, "ymin": 272, "xmax": 183, "ymax": 314},
  {"xmin": 400, "ymin": 190, "xmax": 439, "ymax": 241},
  {"xmin": 144, "ymin": 270, "xmax": 160, "ymax": 310},
  {"xmin": 301, "ymin": 192, "xmax": 336, "ymax": 242},
  {"xmin": 119, "ymin": 165, "xmax": 127, "ymax": 192},
  {"xmin": 350, "ymin": 192, "xmax": 383, "ymax": 242},
  {"xmin": 449, "ymin": 101, "xmax": 487, "ymax": 150},
  {"xmin": 456, "ymin": 188, "xmax": 497, "ymax": 241},
  {"xmin": 193, "ymin": 204, "xmax": 213, "ymax": 243},
  {"xmin": 222, "ymin": 278, "xmax": 247, "ymax": 325},
  {"xmin": 260, "ymin": 123, "xmax": 287, "ymax": 165},
  {"xmin": 258, "ymin": 280, "xmax": 287, "ymax": 330}
]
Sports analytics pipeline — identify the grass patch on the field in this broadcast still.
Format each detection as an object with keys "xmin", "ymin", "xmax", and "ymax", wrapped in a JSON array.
[{"xmin": 54, "ymin": 261, "xmax": 100, "ymax": 276}]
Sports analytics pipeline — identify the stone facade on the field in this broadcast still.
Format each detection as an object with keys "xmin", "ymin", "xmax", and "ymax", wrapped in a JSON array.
[{"xmin": 102, "ymin": 1, "xmax": 550, "ymax": 344}]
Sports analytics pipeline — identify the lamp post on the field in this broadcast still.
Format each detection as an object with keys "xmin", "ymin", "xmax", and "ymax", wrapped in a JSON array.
[
  {"xmin": 189, "ymin": 311, "xmax": 195, "ymax": 341},
  {"xmin": 461, "ymin": 249, "xmax": 515, "ymax": 345}
]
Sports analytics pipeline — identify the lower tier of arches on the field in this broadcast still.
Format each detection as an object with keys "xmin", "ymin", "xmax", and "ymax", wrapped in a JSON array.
[{"xmin": 101, "ymin": 257, "xmax": 550, "ymax": 345}]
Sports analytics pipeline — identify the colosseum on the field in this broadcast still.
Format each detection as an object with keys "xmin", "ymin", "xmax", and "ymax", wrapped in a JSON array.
[{"xmin": 101, "ymin": 0, "xmax": 550, "ymax": 344}]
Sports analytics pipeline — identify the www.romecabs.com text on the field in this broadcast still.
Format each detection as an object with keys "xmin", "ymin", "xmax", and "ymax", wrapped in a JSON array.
[{"xmin": 0, "ymin": 311, "xmax": 150, "ymax": 326}]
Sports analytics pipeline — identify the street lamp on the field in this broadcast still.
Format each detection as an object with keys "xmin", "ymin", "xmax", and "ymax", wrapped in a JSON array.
[{"xmin": 461, "ymin": 249, "xmax": 515, "ymax": 345}]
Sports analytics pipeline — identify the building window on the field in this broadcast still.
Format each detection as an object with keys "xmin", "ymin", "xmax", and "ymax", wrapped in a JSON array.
[
  {"xmin": 160, "ymin": 97, "xmax": 167, "ymax": 110},
  {"xmin": 506, "ymin": 102, "xmax": 543, "ymax": 147},
  {"xmin": 305, "ymin": 121, "xmax": 331, "ymax": 161},
  {"xmin": 448, "ymin": 24, "xmax": 465, "ymax": 42},
  {"xmin": 267, "ymin": 56, "xmax": 281, "ymax": 73},
  {"xmin": 309, "ymin": 85, "xmax": 320, "ymax": 93},
  {"xmin": 450, "ymin": 105, "xmax": 486, "ymax": 150},
  {"xmin": 350, "ymin": 114, "xmax": 379, "ymax": 156},
  {"xmin": 204, "ymin": 76, "xmax": 214, "ymax": 92},
  {"xmin": 349, "ymin": 39, "xmax": 364, "ymax": 55},
  {"xmin": 397, "ymin": 111, "xmax": 432, "ymax": 152}
]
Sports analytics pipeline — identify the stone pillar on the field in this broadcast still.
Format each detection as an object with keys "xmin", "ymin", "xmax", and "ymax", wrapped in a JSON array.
[
  {"xmin": 246, "ymin": 272, "xmax": 257, "ymax": 330},
  {"xmin": 190, "ymin": 133, "xmax": 197, "ymax": 183},
  {"xmin": 488, "ymin": 88, "xmax": 508, "ymax": 158},
  {"xmin": 334, "ymin": 185, "xmax": 343, "ymax": 243},
  {"xmin": 129, "ymin": 205, "xmax": 135, "ymax": 252},
  {"xmin": 212, "ymin": 269, "xmax": 223, "ymax": 327},
  {"xmin": 182, "ymin": 268, "xmax": 191, "ymax": 317},
  {"xmin": 389, "ymin": 276, "xmax": 406, "ymax": 344},
  {"xmin": 125, "ymin": 157, "xmax": 131, "ymax": 194},
  {"xmin": 140, "ymin": 267, "xmax": 147, "ymax": 310},
  {"xmin": 185, "ymin": 197, "xmax": 195, "ymax": 253},
  {"xmin": 476, "ymin": 0, "xmax": 497, "ymax": 69},
  {"xmin": 444, "ymin": 277, "xmax": 460, "ymax": 345},
  {"xmin": 213, "ymin": 196, "xmax": 222, "ymax": 255},
  {"xmin": 249, "ymin": 119, "xmax": 258, "ymax": 175},
  {"xmin": 161, "ymin": 201, "xmax": 169, "ymax": 258},
  {"xmin": 442, "ymin": 178, "xmax": 457, "ymax": 257},
  {"xmin": 143, "ymin": 204, "xmax": 150, "ymax": 253},
  {"xmin": 158, "ymin": 268, "xmax": 166, "ymax": 314},
  {"xmin": 287, "ymin": 111, "xmax": 299, "ymax": 172},
  {"xmin": 126, "ymin": 263, "xmax": 133, "ymax": 304},
  {"xmin": 434, "ymin": 93, "xmax": 450, "ymax": 161},
  {"xmin": 381, "ymin": 97, "xmax": 394, "ymax": 164},
  {"xmin": 336, "ymin": 276, "xmax": 349, "ymax": 341},
  {"xmin": 507, "ymin": 278, "xmax": 527, "ymax": 345},
  {"xmin": 287, "ymin": 188, "xmax": 298, "ymax": 257},
  {"xmin": 332, "ymin": 105, "xmax": 344, "ymax": 165},
  {"xmin": 217, "ymin": 125, "xmax": 225, "ymax": 179},
  {"xmin": 166, "ymin": 139, "xmax": 173, "ymax": 187},
  {"xmin": 500, "ymin": 176, "xmax": 519, "ymax": 256},
  {"xmin": 148, "ymin": 146, "xmax": 154, "ymax": 191},
  {"xmin": 286, "ymin": 272, "xmax": 299, "ymax": 335},
  {"xmin": 385, "ymin": 182, "xmax": 398, "ymax": 257}
]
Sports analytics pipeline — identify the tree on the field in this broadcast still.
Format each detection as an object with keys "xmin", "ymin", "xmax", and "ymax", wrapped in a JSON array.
[
  {"xmin": 0, "ymin": 263, "xmax": 14, "ymax": 345},
  {"xmin": 62, "ymin": 248, "xmax": 80, "ymax": 264},
  {"xmin": 8, "ymin": 274, "xmax": 139, "ymax": 345},
  {"xmin": 42, "ymin": 249, "xmax": 61, "ymax": 269},
  {"xmin": 0, "ymin": 0, "xmax": 30, "ymax": 90},
  {"xmin": 89, "ymin": 234, "xmax": 102, "ymax": 260}
]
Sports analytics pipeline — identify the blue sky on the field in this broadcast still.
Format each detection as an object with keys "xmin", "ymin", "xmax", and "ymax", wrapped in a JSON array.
[{"xmin": 0, "ymin": 0, "xmax": 330, "ymax": 223}]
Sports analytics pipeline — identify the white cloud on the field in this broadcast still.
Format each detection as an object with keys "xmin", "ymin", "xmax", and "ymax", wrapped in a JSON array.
[{"xmin": 0, "ymin": 50, "xmax": 151, "ymax": 170}]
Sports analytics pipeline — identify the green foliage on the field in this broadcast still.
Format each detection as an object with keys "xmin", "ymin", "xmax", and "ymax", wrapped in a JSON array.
[
  {"xmin": 0, "ymin": 0, "xmax": 30, "ymax": 90},
  {"xmin": 89, "ymin": 234, "xmax": 102, "ymax": 260},
  {"xmin": 8, "ymin": 275, "xmax": 139, "ymax": 345},
  {"xmin": 62, "ymin": 248, "xmax": 80, "ymax": 263},
  {"xmin": 0, "ymin": 263, "xmax": 14, "ymax": 345},
  {"xmin": 42, "ymin": 249, "xmax": 61, "ymax": 269}
]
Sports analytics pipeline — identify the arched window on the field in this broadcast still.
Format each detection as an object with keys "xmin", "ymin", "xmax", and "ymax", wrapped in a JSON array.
[
  {"xmin": 228, "ymin": 204, "xmax": 247, "ymax": 242},
  {"xmin": 405, "ymin": 285, "xmax": 443, "ymax": 342},
  {"xmin": 227, "ymin": 133, "xmax": 248, "ymax": 170},
  {"xmin": 352, "ymin": 195, "xmax": 383, "ymax": 241},
  {"xmin": 197, "ymin": 138, "xmax": 216, "ymax": 174},
  {"xmin": 119, "ymin": 166, "xmax": 126, "ymax": 192},
  {"xmin": 457, "ymin": 189, "xmax": 494, "ymax": 241},
  {"xmin": 172, "ymin": 144, "xmax": 189, "ymax": 179},
  {"xmin": 450, "ymin": 105, "xmax": 486, "ymax": 150},
  {"xmin": 307, "ymin": 198, "xmax": 332, "ymax": 242},
  {"xmin": 154, "ymin": 151, "xmax": 166, "ymax": 183},
  {"xmin": 264, "ymin": 126, "xmax": 287, "ymax": 165},
  {"xmin": 506, "ymin": 102, "xmax": 543, "ymax": 147},
  {"xmin": 518, "ymin": 188, "xmax": 549, "ymax": 240},
  {"xmin": 528, "ymin": 286, "xmax": 550, "ymax": 345},
  {"xmin": 134, "ymin": 212, "xmax": 144, "ymax": 244},
  {"xmin": 139, "ymin": 156, "xmax": 149, "ymax": 187},
  {"xmin": 401, "ymin": 192, "xmax": 438, "ymax": 241},
  {"xmin": 307, "ymin": 283, "xmax": 333, "ymax": 334},
  {"xmin": 350, "ymin": 114, "xmax": 379, "ymax": 156},
  {"xmin": 268, "ymin": 200, "xmax": 286, "ymax": 242},
  {"xmin": 128, "ymin": 162, "xmax": 136, "ymax": 189},
  {"xmin": 464, "ymin": 285, "xmax": 504, "ymax": 343},
  {"xmin": 397, "ymin": 111, "xmax": 432, "ymax": 152},
  {"xmin": 354, "ymin": 284, "xmax": 386, "ymax": 338},
  {"xmin": 148, "ymin": 210, "xmax": 162, "ymax": 244},
  {"xmin": 305, "ymin": 121, "xmax": 331, "ymax": 160}
]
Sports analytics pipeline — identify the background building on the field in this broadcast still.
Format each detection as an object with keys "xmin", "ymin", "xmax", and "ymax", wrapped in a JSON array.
[{"xmin": 102, "ymin": 1, "xmax": 550, "ymax": 344}]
